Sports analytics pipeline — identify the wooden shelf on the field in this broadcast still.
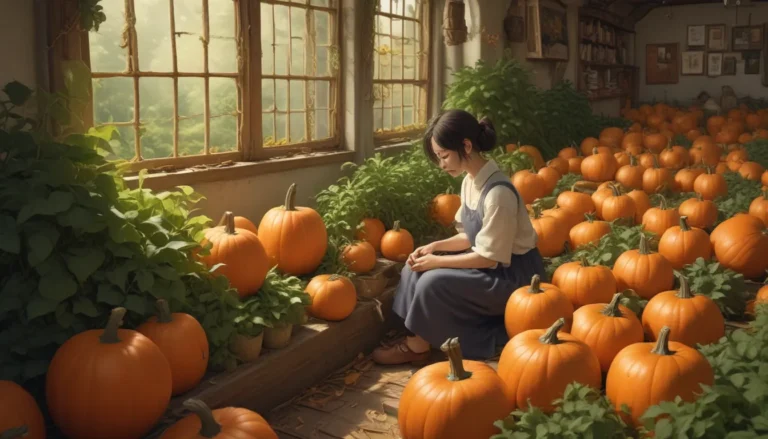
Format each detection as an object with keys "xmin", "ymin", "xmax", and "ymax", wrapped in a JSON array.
[{"xmin": 582, "ymin": 62, "xmax": 637, "ymax": 69}]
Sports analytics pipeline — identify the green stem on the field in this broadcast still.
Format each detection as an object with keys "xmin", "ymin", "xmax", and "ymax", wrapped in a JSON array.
[
  {"xmin": 441, "ymin": 337, "xmax": 472, "ymax": 381},
  {"xmin": 679, "ymin": 215, "xmax": 691, "ymax": 232},
  {"xmin": 99, "ymin": 307, "xmax": 126, "ymax": 344},
  {"xmin": 609, "ymin": 183, "xmax": 622, "ymax": 197},
  {"xmin": 155, "ymin": 299, "xmax": 173, "ymax": 324},
  {"xmin": 183, "ymin": 399, "xmax": 222, "ymax": 438},
  {"xmin": 676, "ymin": 273, "xmax": 693, "ymax": 299},
  {"xmin": 328, "ymin": 274, "xmax": 341, "ymax": 282},
  {"xmin": 638, "ymin": 233, "xmax": 650, "ymax": 255},
  {"xmin": 532, "ymin": 204, "xmax": 542, "ymax": 219},
  {"xmin": 284, "ymin": 183, "xmax": 297, "ymax": 211},
  {"xmin": 629, "ymin": 154, "xmax": 638, "ymax": 167},
  {"xmin": 601, "ymin": 293, "xmax": 624, "ymax": 317},
  {"xmin": 579, "ymin": 254, "xmax": 590, "ymax": 267},
  {"xmin": 657, "ymin": 194, "xmax": 669, "ymax": 210},
  {"xmin": 392, "ymin": 220, "xmax": 401, "ymax": 232},
  {"xmin": 584, "ymin": 212, "xmax": 596, "ymax": 223},
  {"xmin": 650, "ymin": 326, "xmax": 673, "ymax": 355},
  {"xmin": 538, "ymin": 318, "xmax": 566, "ymax": 344},
  {"xmin": 0, "ymin": 426, "xmax": 28, "ymax": 439},
  {"xmin": 528, "ymin": 274, "xmax": 543, "ymax": 293}
]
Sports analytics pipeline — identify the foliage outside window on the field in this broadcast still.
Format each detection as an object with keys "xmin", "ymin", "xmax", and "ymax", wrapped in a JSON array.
[{"xmin": 373, "ymin": 0, "xmax": 430, "ymax": 145}]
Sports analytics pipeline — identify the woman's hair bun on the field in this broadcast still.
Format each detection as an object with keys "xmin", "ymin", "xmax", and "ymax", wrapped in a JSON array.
[{"xmin": 476, "ymin": 117, "xmax": 497, "ymax": 152}]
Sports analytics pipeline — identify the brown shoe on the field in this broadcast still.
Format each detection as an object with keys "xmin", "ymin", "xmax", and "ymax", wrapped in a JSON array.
[{"xmin": 372, "ymin": 341, "xmax": 431, "ymax": 366}]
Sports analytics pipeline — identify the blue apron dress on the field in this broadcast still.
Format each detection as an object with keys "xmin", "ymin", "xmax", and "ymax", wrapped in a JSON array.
[{"xmin": 391, "ymin": 176, "xmax": 546, "ymax": 359}]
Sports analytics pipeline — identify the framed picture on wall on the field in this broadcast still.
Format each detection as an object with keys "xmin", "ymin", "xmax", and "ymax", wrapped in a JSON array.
[
  {"xmin": 723, "ymin": 52, "xmax": 741, "ymax": 75},
  {"xmin": 707, "ymin": 52, "xmax": 723, "ymax": 76},
  {"xmin": 688, "ymin": 25, "xmax": 706, "ymax": 47},
  {"xmin": 526, "ymin": 0, "xmax": 569, "ymax": 61},
  {"xmin": 744, "ymin": 51, "xmax": 760, "ymax": 74},
  {"xmin": 646, "ymin": 43, "xmax": 679, "ymax": 84},
  {"xmin": 732, "ymin": 25, "xmax": 763, "ymax": 51},
  {"xmin": 707, "ymin": 24, "xmax": 726, "ymax": 51},
  {"xmin": 682, "ymin": 50, "xmax": 705, "ymax": 75}
]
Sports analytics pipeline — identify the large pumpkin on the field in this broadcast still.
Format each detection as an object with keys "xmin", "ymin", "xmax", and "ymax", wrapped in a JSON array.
[
  {"xmin": 381, "ymin": 220, "xmax": 415, "ymax": 262},
  {"xmin": 581, "ymin": 148, "xmax": 619, "ymax": 182},
  {"xmin": 530, "ymin": 206, "xmax": 568, "ymax": 257},
  {"xmin": 512, "ymin": 169, "xmax": 550, "ymax": 205},
  {"xmin": 159, "ymin": 399, "xmax": 278, "ymax": 439},
  {"xmin": 606, "ymin": 326, "xmax": 714, "ymax": 427},
  {"xmin": 137, "ymin": 299, "xmax": 209, "ymax": 396},
  {"xmin": 46, "ymin": 307, "xmax": 172, "ymax": 439},
  {"xmin": 504, "ymin": 274, "xmax": 574, "ymax": 338},
  {"xmin": 431, "ymin": 191, "xmax": 461, "ymax": 227},
  {"xmin": 496, "ymin": 318, "xmax": 602, "ymax": 413},
  {"xmin": 398, "ymin": 338, "xmax": 513, "ymax": 439},
  {"xmin": 710, "ymin": 214, "xmax": 768, "ymax": 279},
  {"xmin": 305, "ymin": 274, "xmax": 357, "ymax": 321},
  {"xmin": 570, "ymin": 293, "xmax": 644, "ymax": 372},
  {"xmin": 612, "ymin": 234, "xmax": 674, "ymax": 300},
  {"xmin": 642, "ymin": 157, "xmax": 674, "ymax": 193},
  {"xmin": 551, "ymin": 255, "xmax": 617, "ymax": 308},
  {"xmin": 258, "ymin": 183, "xmax": 328, "ymax": 275},
  {"xmin": 657, "ymin": 215, "xmax": 712, "ymax": 270},
  {"xmin": 693, "ymin": 169, "xmax": 727, "ymax": 200},
  {"xmin": 200, "ymin": 211, "xmax": 270, "ymax": 297},
  {"xmin": 0, "ymin": 381, "xmax": 45, "ymax": 439},
  {"xmin": 641, "ymin": 274, "xmax": 724, "ymax": 347}
]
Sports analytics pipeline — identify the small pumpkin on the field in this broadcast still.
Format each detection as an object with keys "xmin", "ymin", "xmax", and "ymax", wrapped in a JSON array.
[
  {"xmin": 305, "ymin": 274, "xmax": 357, "ymax": 321},
  {"xmin": 547, "ymin": 157, "xmax": 570, "ymax": 175},
  {"xmin": 614, "ymin": 154, "xmax": 645, "ymax": 190},
  {"xmin": 601, "ymin": 184, "xmax": 636, "ymax": 223},
  {"xmin": 612, "ymin": 234, "xmax": 674, "ymax": 300},
  {"xmin": 342, "ymin": 241, "xmax": 377, "ymax": 273},
  {"xmin": 530, "ymin": 206, "xmax": 569, "ymax": 257},
  {"xmin": 606, "ymin": 326, "xmax": 715, "ymax": 427},
  {"xmin": 568, "ymin": 213, "xmax": 611, "ymax": 249},
  {"xmin": 137, "ymin": 300, "xmax": 209, "ymax": 396},
  {"xmin": 512, "ymin": 169, "xmax": 550, "ymax": 204},
  {"xmin": 642, "ymin": 156, "xmax": 674, "ymax": 194},
  {"xmin": 642, "ymin": 195, "xmax": 680, "ymax": 237},
  {"xmin": 746, "ymin": 284, "xmax": 768, "ymax": 315},
  {"xmin": 641, "ymin": 274, "xmax": 724, "ymax": 347},
  {"xmin": 398, "ymin": 338, "xmax": 513, "ymax": 439},
  {"xmin": 431, "ymin": 190, "xmax": 461, "ymax": 227},
  {"xmin": 159, "ymin": 398, "xmax": 278, "ymax": 439},
  {"xmin": 710, "ymin": 214, "xmax": 768, "ymax": 279},
  {"xmin": 657, "ymin": 216, "xmax": 712, "ymax": 270},
  {"xmin": 580, "ymin": 137, "xmax": 600, "ymax": 156},
  {"xmin": 0, "ymin": 381, "xmax": 45, "ymax": 439},
  {"xmin": 504, "ymin": 274, "xmax": 574, "ymax": 338},
  {"xmin": 258, "ymin": 183, "xmax": 328, "ymax": 275},
  {"xmin": 591, "ymin": 186, "xmax": 613, "ymax": 219},
  {"xmin": 581, "ymin": 147, "xmax": 619, "ymax": 182},
  {"xmin": 555, "ymin": 186, "xmax": 596, "ymax": 217},
  {"xmin": 658, "ymin": 144, "xmax": 689, "ymax": 169},
  {"xmin": 200, "ymin": 212, "xmax": 270, "ymax": 297},
  {"xmin": 355, "ymin": 218, "xmax": 386, "ymax": 252},
  {"xmin": 673, "ymin": 167, "xmax": 705, "ymax": 192},
  {"xmin": 693, "ymin": 168, "xmax": 728, "ymax": 200},
  {"xmin": 738, "ymin": 161, "xmax": 765, "ymax": 181},
  {"xmin": 678, "ymin": 194, "xmax": 718, "ymax": 230},
  {"xmin": 567, "ymin": 156, "xmax": 584, "ymax": 174},
  {"xmin": 748, "ymin": 190, "xmax": 768, "ymax": 227},
  {"xmin": 558, "ymin": 146, "xmax": 579, "ymax": 160},
  {"xmin": 627, "ymin": 189, "xmax": 651, "ymax": 224},
  {"xmin": 381, "ymin": 220, "xmax": 415, "ymax": 262},
  {"xmin": 570, "ymin": 293, "xmax": 644, "ymax": 372},
  {"xmin": 551, "ymin": 255, "xmax": 617, "ymax": 308},
  {"xmin": 216, "ymin": 212, "xmax": 258, "ymax": 235},
  {"xmin": 496, "ymin": 318, "xmax": 602, "ymax": 413},
  {"xmin": 46, "ymin": 307, "xmax": 172, "ymax": 439}
]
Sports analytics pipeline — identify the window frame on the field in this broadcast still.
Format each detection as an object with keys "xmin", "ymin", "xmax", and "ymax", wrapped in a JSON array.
[{"xmin": 371, "ymin": 0, "xmax": 432, "ymax": 148}]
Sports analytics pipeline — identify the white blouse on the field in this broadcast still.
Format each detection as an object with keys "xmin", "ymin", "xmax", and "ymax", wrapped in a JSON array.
[{"xmin": 454, "ymin": 160, "xmax": 538, "ymax": 266}]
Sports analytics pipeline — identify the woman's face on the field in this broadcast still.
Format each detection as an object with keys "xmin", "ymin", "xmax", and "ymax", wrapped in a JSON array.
[{"xmin": 431, "ymin": 137, "xmax": 470, "ymax": 177}]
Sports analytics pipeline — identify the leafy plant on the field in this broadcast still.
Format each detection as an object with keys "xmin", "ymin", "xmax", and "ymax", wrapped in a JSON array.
[
  {"xmin": 680, "ymin": 258, "xmax": 749, "ymax": 319},
  {"xmin": 491, "ymin": 383, "xmax": 637, "ymax": 438},
  {"xmin": 235, "ymin": 268, "xmax": 310, "ymax": 334},
  {"xmin": 714, "ymin": 172, "xmax": 762, "ymax": 224},
  {"xmin": 742, "ymin": 138, "xmax": 768, "ymax": 169},
  {"xmin": 487, "ymin": 148, "xmax": 535, "ymax": 176}
]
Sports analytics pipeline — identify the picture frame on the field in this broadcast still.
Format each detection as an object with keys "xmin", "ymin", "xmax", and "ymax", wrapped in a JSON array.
[
  {"xmin": 681, "ymin": 50, "xmax": 705, "ymax": 75},
  {"xmin": 707, "ymin": 24, "xmax": 726, "ymax": 51},
  {"xmin": 646, "ymin": 43, "xmax": 679, "ymax": 84},
  {"xmin": 732, "ymin": 25, "xmax": 763, "ymax": 51},
  {"xmin": 526, "ymin": 0, "xmax": 569, "ymax": 61},
  {"xmin": 687, "ymin": 24, "xmax": 706, "ymax": 47},
  {"xmin": 707, "ymin": 52, "xmax": 723, "ymax": 76},
  {"xmin": 744, "ymin": 50, "xmax": 760, "ymax": 74},
  {"xmin": 722, "ymin": 52, "xmax": 741, "ymax": 75},
  {"xmin": 503, "ymin": 0, "xmax": 525, "ymax": 43}
]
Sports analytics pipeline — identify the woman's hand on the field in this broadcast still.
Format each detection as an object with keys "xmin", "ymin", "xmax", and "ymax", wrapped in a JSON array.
[
  {"xmin": 407, "ymin": 243, "xmax": 436, "ymax": 266},
  {"xmin": 411, "ymin": 254, "xmax": 442, "ymax": 272}
]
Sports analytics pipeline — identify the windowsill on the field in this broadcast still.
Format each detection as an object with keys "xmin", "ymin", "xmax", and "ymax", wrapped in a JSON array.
[
  {"xmin": 123, "ymin": 149, "xmax": 356, "ymax": 190},
  {"xmin": 374, "ymin": 140, "xmax": 416, "ymax": 154}
]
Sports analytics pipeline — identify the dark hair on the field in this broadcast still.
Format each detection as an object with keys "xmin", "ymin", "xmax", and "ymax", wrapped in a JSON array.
[{"xmin": 422, "ymin": 109, "xmax": 497, "ymax": 163}]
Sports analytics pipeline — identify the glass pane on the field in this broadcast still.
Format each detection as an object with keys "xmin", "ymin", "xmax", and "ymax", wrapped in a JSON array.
[
  {"xmin": 383, "ymin": 107, "xmax": 392, "ymax": 131},
  {"xmin": 291, "ymin": 7, "xmax": 306, "ymax": 75},
  {"xmin": 290, "ymin": 81, "xmax": 305, "ymax": 112},
  {"xmin": 179, "ymin": 116, "xmax": 204, "ymax": 156},
  {"xmin": 262, "ymin": 113, "xmax": 275, "ymax": 140},
  {"xmin": 290, "ymin": 0, "xmax": 308, "ymax": 3},
  {"xmin": 379, "ymin": 0, "xmax": 390, "ymax": 14},
  {"xmin": 175, "ymin": 0, "xmax": 204, "ymax": 72},
  {"xmin": 290, "ymin": 112, "xmax": 306, "ymax": 143},
  {"xmin": 403, "ymin": 84, "xmax": 413, "ymax": 106},
  {"xmin": 310, "ymin": 0, "xmax": 332, "ymax": 5},
  {"xmin": 373, "ymin": 35, "xmax": 380, "ymax": 80},
  {"xmin": 92, "ymin": 77, "xmax": 134, "ymax": 124},
  {"xmin": 393, "ymin": 107, "xmax": 402, "ymax": 129},
  {"xmin": 392, "ymin": 0, "xmax": 404, "ymax": 16},
  {"xmin": 274, "ymin": 5, "xmax": 290, "ymax": 75},
  {"xmin": 379, "ymin": 36, "xmax": 391, "ymax": 79},
  {"xmin": 404, "ymin": 55, "xmax": 416, "ymax": 80},
  {"xmin": 315, "ymin": 80, "xmax": 329, "ymax": 109},
  {"xmin": 208, "ymin": 0, "xmax": 236, "ymax": 73},
  {"xmin": 210, "ymin": 115, "xmax": 237, "ymax": 152},
  {"xmin": 140, "ymin": 119, "xmax": 174, "ymax": 159},
  {"xmin": 107, "ymin": 125, "xmax": 136, "ymax": 160},
  {"xmin": 404, "ymin": 0, "xmax": 417, "ymax": 18},
  {"xmin": 377, "ymin": 16, "xmax": 390, "ymax": 37},
  {"xmin": 261, "ymin": 3, "xmax": 274, "ymax": 74},
  {"xmin": 403, "ymin": 106, "xmax": 413, "ymax": 126},
  {"xmin": 314, "ymin": 11, "xmax": 330, "ymax": 45},
  {"xmin": 178, "ymin": 77, "xmax": 205, "ymax": 118},
  {"xmin": 316, "ymin": 47, "xmax": 329, "ymax": 76},
  {"xmin": 209, "ymin": 78, "xmax": 238, "ymax": 116},
  {"xmin": 314, "ymin": 109, "xmax": 329, "ymax": 139},
  {"xmin": 135, "ymin": 0, "xmax": 171, "ymax": 72},
  {"xmin": 139, "ymin": 78, "xmax": 174, "ymax": 159},
  {"xmin": 89, "ymin": 0, "xmax": 127, "ymax": 72},
  {"xmin": 272, "ymin": 113, "xmax": 288, "ymax": 146},
  {"xmin": 262, "ymin": 79, "xmax": 275, "ymax": 112},
  {"xmin": 392, "ymin": 53, "xmax": 402, "ymax": 79},
  {"xmin": 392, "ymin": 84, "xmax": 402, "ymax": 108},
  {"xmin": 374, "ymin": 108, "xmax": 383, "ymax": 131},
  {"xmin": 404, "ymin": 21, "xmax": 416, "ymax": 55},
  {"xmin": 275, "ymin": 79, "xmax": 288, "ymax": 112},
  {"xmin": 209, "ymin": 0, "xmax": 236, "ymax": 38}
]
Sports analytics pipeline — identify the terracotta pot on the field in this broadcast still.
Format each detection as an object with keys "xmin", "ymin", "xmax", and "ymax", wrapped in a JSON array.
[
  {"xmin": 263, "ymin": 323, "xmax": 293, "ymax": 349},
  {"xmin": 231, "ymin": 332, "xmax": 264, "ymax": 362}
]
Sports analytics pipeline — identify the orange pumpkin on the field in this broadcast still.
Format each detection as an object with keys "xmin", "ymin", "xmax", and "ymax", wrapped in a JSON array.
[
  {"xmin": 0, "ymin": 381, "xmax": 45, "ymax": 439},
  {"xmin": 46, "ymin": 307, "xmax": 172, "ymax": 439},
  {"xmin": 551, "ymin": 255, "xmax": 617, "ymax": 308},
  {"xmin": 504, "ymin": 274, "xmax": 574, "ymax": 338},
  {"xmin": 678, "ymin": 195, "xmax": 718, "ymax": 230},
  {"xmin": 599, "ymin": 127, "xmax": 625, "ymax": 149},
  {"xmin": 558, "ymin": 146, "xmax": 579, "ymax": 160},
  {"xmin": 580, "ymin": 137, "xmax": 600, "ymax": 156},
  {"xmin": 512, "ymin": 169, "xmax": 550, "ymax": 204},
  {"xmin": 762, "ymin": 170, "xmax": 768, "ymax": 187},
  {"xmin": 517, "ymin": 145, "xmax": 546, "ymax": 169},
  {"xmin": 497, "ymin": 318, "xmax": 601, "ymax": 413},
  {"xmin": 556, "ymin": 186, "xmax": 596, "ymax": 217},
  {"xmin": 606, "ymin": 326, "xmax": 714, "ymax": 427},
  {"xmin": 601, "ymin": 184, "xmax": 636, "ymax": 223},
  {"xmin": 612, "ymin": 234, "xmax": 674, "ymax": 300},
  {"xmin": 591, "ymin": 186, "xmax": 613, "ymax": 219},
  {"xmin": 627, "ymin": 189, "xmax": 651, "ymax": 224},
  {"xmin": 658, "ymin": 216, "xmax": 712, "ymax": 270},
  {"xmin": 355, "ymin": 218, "xmax": 386, "ymax": 252},
  {"xmin": 567, "ymin": 156, "xmax": 584, "ymax": 174},
  {"xmin": 581, "ymin": 148, "xmax": 619, "ymax": 182},
  {"xmin": 642, "ymin": 195, "xmax": 680, "ymax": 237},
  {"xmin": 674, "ymin": 167, "xmax": 705, "ymax": 192},
  {"xmin": 642, "ymin": 157, "xmax": 674, "ymax": 194},
  {"xmin": 342, "ymin": 241, "xmax": 377, "ymax": 273},
  {"xmin": 137, "ymin": 300, "xmax": 209, "ymax": 396},
  {"xmin": 746, "ymin": 284, "xmax": 768, "ymax": 316},
  {"xmin": 710, "ymin": 214, "xmax": 768, "ymax": 279},
  {"xmin": 530, "ymin": 206, "xmax": 568, "ymax": 257},
  {"xmin": 641, "ymin": 274, "xmax": 724, "ymax": 347},
  {"xmin": 258, "ymin": 183, "xmax": 328, "ymax": 275},
  {"xmin": 614, "ymin": 155, "xmax": 645, "ymax": 190},
  {"xmin": 547, "ymin": 157, "xmax": 570, "ymax": 175},
  {"xmin": 200, "ymin": 212, "xmax": 270, "ymax": 297},
  {"xmin": 160, "ymin": 399, "xmax": 277, "ymax": 439},
  {"xmin": 569, "ymin": 213, "xmax": 611, "ymax": 249},
  {"xmin": 541, "ymin": 206, "xmax": 582, "ymax": 230},
  {"xmin": 659, "ymin": 145, "xmax": 689, "ymax": 169},
  {"xmin": 643, "ymin": 133, "xmax": 668, "ymax": 153},
  {"xmin": 537, "ymin": 166, "xmax": 562, "ymax": 193},
  {"xmin": 693, "ymin": 169, "xmax": 728, "ymax": 200},
  {"xmin": 431, "ymin": 192, "xmax": 461, "ymax": 227},
  {"xmin": 398, "ymin": 338, "xmax": 513, "ymax": 439},
  {"xmin": 305, "ymin": 274, "xmax": 357, "ymax": 321},
  {"xmin": 749, "ymin": 190, "xmax": 768, "ymax": 226},
  {"xmin": 570, "ymin": 293, "xmax": 644, "ymax": 372},
  {"xmin": 216, "ymin": 212, "xmax": 258, "ymax": 235},
  {"xmin": 380, "ymin": 220, "xmax": 415, "ymax": 262},
  {"xmin": 740, "ymin": 161, "xmax": 767, "ymax": 182}
]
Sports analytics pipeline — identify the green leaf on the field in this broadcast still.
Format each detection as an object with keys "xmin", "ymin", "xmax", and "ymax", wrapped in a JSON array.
[
  {"xmin": 27, "ymin": 234, "xmax": 57, "ymax": 266},
  {"xmin": 64, "ymin": 248, "xmax": 105, "ymax": 283},
  {"xmin": 135, "ymin": 270, "xmax": 154, "ymax": 293},
  {"xmin": 73, "ymin": 297, "xmax": 100, "ymax": 317},
  {"xmin": 96, "ymin": 284, "xmax": 124, "ymax": 305},
  {"xmin": 3, "ymin": 81, "xmax": 33, "ymax": 105},
  {"xmin": 0, "ymin": 215, "xmax": 20, "ymax": 253},
  {"xmin": 26, "ymin": 298, "xmax": 60, "ymax": 320},
  {"xmin": 38, "ymin": 265, "xmax": 78, "ymax": 301},
  {"xmin": 124, "ymin": 294, "xmax": 146, "ymax": 314}
]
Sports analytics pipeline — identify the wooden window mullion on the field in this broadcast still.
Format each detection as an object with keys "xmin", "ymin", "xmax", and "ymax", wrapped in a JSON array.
[
  {"xmin": 203, "ymin": 0, "xmax": 211, "ymax": 155},
  {"xmin": 169, "ymin": 0, "xmax": 179, "ymax": 158}
]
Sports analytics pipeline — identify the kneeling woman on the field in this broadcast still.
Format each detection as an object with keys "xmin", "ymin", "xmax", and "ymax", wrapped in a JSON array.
[{"xmin": 372, "ymin": 110, "xmax": 545, "ymax": 365}]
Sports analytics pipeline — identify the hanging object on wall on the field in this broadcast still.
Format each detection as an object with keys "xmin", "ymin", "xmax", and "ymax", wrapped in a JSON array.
[
  {"xmin": 443, "ymin": 0, "xmax": 468, "ymax": 46},
  {"xmin": 504, "ymin": 0, "xmax": 525, "ymax": 43}
]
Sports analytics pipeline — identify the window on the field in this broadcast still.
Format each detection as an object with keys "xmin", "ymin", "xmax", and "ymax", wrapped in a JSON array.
[
  {"xmin": 87, "ymin": 0, "xmax": 342, "ymax": 170},
  {"xmin": 373, "ymin": 0, "xmax": 430, "ymax": 145}
]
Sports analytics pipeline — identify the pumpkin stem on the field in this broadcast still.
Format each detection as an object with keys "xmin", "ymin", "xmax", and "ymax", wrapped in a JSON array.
[
  {"xmin": 601, "ymin": 293, "xmax": 624, "ymax": 317},
  {"xmin": 99, "ymin": 307, "xmax": 126, "ymax": 344},
  {"xmin": 392, "ymin": 220, "xmax": 401, "ymax": 232},
  {"xmin": 284, "ymin": 183, "xmax": 298, "ymax": 211},
  {"xmin": 328, "ymin": 274, "xmax": 342, "ymax": 282},
  {"xmin": 184, "ymin": 399, "xmax": 223, "ymax": 438},
  {"xmin": 650, "ymin": 326, "xmax": 674, "ymax": 356},
  {"xmin": 222, "ymin": 211, "xmax": 237, "ymax": 235},
  {"xmin": 532, "ymin": 204, "xmax": 542, "ymax": 219},
  {"xmin": 0, "ymin": 426, "xmax": 28, "ymax": 439},
  {"xmin": 584, "ymin": 212, "xmax": 596, "ymax": 223},
  {"xmin": 592, "ymin": 147, "xmax": 599, "ymax": 155},
  {"xmin": 609, "ymin": 183, "xmax": 622, "ymax": 197},
  {"xmin": 629, "ymin": 154, "xmax": 638, "ymax": 167},
  {"xmin": 155, "ymin": 299, "xmax": 173, "ymax": 324},
  {"xmin": 676, "ymin": 273, "xmax": 693, "ymax": 299},
  {"xmin": 657, "ymin": 194, "xmax": 669, "ymax": 210},
  {"xmin": 441, "ymin": 337, "xmax": 472, "ymax": 381},
  {"xmin": 638, "ymin": 233, "xmax": 650, "ymax": 255},
  {"xmin": 579, "ymin": 254, "xmax": 590, "ymax": 267},
  {"xmin": 679, "ymin": 215, "xmax": 691, "ymax": 232},
  {"xmin": 538, "ymin": 318, "xmax": 566, "ymax": 344},
  {"xmin": 528, "ymin": 274, "xmax": 543, "ymax": 293}
]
